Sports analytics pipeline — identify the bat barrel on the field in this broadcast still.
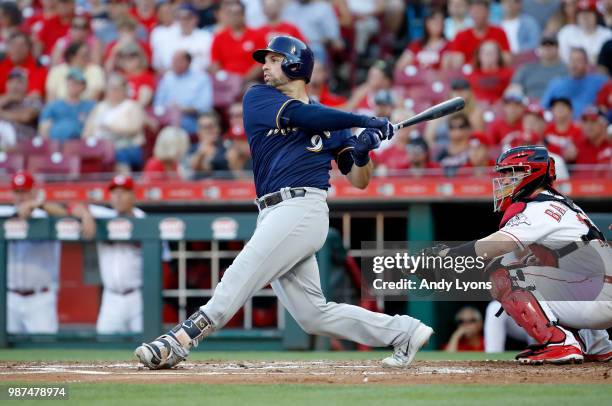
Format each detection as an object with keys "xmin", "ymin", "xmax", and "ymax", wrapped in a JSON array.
[{"xmin": 392, "ymin": 97, "xmax": 465, "ymax": 131}]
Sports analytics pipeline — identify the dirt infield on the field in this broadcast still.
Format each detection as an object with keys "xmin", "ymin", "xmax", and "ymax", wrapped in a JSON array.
[{"xmin": 1, "ymin": 359, "xmax": 611, "ymax": 385}]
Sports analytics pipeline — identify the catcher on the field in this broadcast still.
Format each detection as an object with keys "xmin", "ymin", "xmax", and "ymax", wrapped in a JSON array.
[{"xmin": 427, "ymin": 145, "xmax": 612, "ymax": 364}]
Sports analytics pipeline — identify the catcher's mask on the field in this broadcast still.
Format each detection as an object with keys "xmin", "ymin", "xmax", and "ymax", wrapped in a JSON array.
[{"xmin": 493, "ymin": 145, "xmax": 556, "ymax": 212}]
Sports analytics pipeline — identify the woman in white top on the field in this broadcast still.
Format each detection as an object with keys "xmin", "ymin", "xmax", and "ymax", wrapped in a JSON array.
[{"xmin": 82, "ymin": 73, "xmax": 145, "ymax": 172}]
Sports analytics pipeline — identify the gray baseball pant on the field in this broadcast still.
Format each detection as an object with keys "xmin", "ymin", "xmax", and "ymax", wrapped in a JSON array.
[{"xmin": 200, "ymin": 187, "xmax": 421, "ymax": 347}]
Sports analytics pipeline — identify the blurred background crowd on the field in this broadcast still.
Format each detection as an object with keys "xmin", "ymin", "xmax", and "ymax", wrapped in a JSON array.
[{"xmin": 0, "ymin": 0, "xmax": 610, "ymax": 182}]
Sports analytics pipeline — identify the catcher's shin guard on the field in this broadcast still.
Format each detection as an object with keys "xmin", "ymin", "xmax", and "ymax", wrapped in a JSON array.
[
  {"xmin": 489, "ymin": 266, "xmax": 566, "ymax": 345},
  {"xmin": 135, "ymin": 310, "xmax": 214, "ymax": 369}
]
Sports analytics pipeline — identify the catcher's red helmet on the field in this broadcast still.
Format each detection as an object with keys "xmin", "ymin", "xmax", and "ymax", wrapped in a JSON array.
[{"xmin": 493, "ymin": 145, "xmax": 556, "ymax": 212}]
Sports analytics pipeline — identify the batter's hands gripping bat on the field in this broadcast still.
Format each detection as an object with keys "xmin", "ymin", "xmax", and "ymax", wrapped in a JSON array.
[{"xmin": 392, "ymin": 97, "xmax": 465, "ymax": 131}]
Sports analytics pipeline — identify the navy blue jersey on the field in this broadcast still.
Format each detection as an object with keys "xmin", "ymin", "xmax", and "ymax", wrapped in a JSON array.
[{"xmin": 243, "ymin": 84, "xmax": 355, "ymax": 197}]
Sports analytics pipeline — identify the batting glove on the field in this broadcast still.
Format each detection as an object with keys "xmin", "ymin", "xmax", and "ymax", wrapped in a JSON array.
[
  {"xmin": 353, "ymin": 128, "xmax": 382, "ymax": 167},
  {"xmin": 364, "ymin": 117, "xmax": 395, "ymax": 140}
]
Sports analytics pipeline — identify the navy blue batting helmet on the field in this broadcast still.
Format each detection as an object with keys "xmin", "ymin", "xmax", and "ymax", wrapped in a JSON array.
[{"xmin": 252, "ymin": 36, "xmax": 314, "ymax": 83}]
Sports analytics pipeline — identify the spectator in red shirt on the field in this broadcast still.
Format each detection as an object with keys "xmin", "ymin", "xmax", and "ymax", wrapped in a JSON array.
[
  {"xmin": 575, "ymin": 106, "xmax": 611, "ymax": 166},
  {"xmin": 445, "ymin": 306, "xmax": 485, "ymax": 352},
  {"xmin": 307, "ymin": 61, "xmax": 347, "ymax": 108},
  {"xmin": 258, "ymin": 0, "xmax": 305, "ymax": 44},
  {"xmin": 466, "ymin": 40, "xmax": 514, "ymax": 105},
  {"xmin": 0, "ymin": 32, "xmax": 47, "ymax": 98},
  {"xmin": 209, "ymin": 0, "xmax": 266, "ymax": 83},
  {"xmin": 397, "ymin": 8, "xmax": 450, "ymax": 71},
  {"xmin": 374, "ymin": 125, "xmax": 412, "ymax": 172},
  {"xmin": 35, "ymin": 0, "xmax": 76, "ymax": 56},
  {"xmin": 504, "ymin": 102, "xmax": 572, "ymax": 180},
  {"xmin": 502, "ymin": 102, "xmax": 545, "ymax": 149},
  {"xmin": 50, "ymin": 15, "xmax": 104, "ymax": 67},
  {"xmin": 445, "ymin": 0, "xmax": 511, "ymax": 69},
  {"xmin": 103, "ymin": 17, "xmax": 152, "ymax": 72},
  {"xmin": 142, "ymin": 126, "xmax": 190, "ymax": 181},
  {"xmin": 22, "ymin": 0, "xmax": 57, "ymax": 40},
  {"xmin": 487, "ymin": 91, "xmax": 526, "ymax": 145},
  {"xmin": 130, "ymin": 0, "xmax": 158, "ymax": 34},
  {"xmin": 116, "ymin": 43, "xmax": 155, "ymax": 107},
  {"xmin": 224, "ymin": 101, "xmax": 252, "ymax": 176},
  {"xmin": 461, "ymin": 131, "xmax": 496, "ymax": 176},
  {"xmin": 543, "ymin": 96, "xmax": 583, "ymax": 162},
  {"xmin": 597, "ymin": 80, "xmax": 612, "ymax": 119},
  {"xmin": 376, "ymin": 107, "xmax": 440, "ymax": 176}
]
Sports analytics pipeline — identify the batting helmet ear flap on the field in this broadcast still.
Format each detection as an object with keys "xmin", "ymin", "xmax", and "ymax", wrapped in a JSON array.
[
  {"xmin": 547, "ymin": 157, "xmax": 557, "ymax": 182},
  {"xmin": 284, "ymin": 60, "xmax": 302, "ymax": 75}
]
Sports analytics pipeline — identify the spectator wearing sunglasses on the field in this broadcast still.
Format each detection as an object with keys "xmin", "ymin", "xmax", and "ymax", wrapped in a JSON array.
[
  {"xmin": 436, "ymin": 112, "xmax": 472, "ymax": 176},
  {"xmin": 445, "ymin": 306, "xmax": 485, "ymax": 352}
]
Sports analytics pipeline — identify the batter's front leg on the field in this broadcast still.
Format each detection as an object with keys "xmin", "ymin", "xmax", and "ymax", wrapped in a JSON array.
[
  {"xmin": 272, "ymin": 254, "xmax": 422, "ymax": 348},
  {"xmin": 135, "ymin": 198, "xmax": 329, "ymax": 369}
]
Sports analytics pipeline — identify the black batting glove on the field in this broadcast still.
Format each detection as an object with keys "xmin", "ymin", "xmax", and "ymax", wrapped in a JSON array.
[
  {"xmin": 353, "ymin": 128, "xmax": 382, "ymax": 166},
  {"xmin": 364, "ymin": 117, "xmax": 395, "ymax": 140}
]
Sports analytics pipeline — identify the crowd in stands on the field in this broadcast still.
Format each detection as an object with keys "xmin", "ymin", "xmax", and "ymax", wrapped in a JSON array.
[{"xmin": 0, "ymin": 0, "xmax": 609, "ymax": 182}]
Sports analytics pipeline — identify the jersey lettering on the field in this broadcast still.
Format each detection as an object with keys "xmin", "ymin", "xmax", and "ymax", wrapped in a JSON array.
[
  {"xmin": 549, "ymin": 204, "xmax": 567, "ymax": 215},
  {"xmin": 544, "ymin": 203, "xmax": 567, "ymax": 222},
  {"xmin": 544, "ymin": 209, "xmax": 561, "ymax": 222}
]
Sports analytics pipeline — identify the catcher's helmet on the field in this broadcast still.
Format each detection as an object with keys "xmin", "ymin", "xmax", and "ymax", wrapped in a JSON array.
[
  {"xmin": 252, "ymin": 36, "xmax": 314, "ymax": 83},
  {"xmin": 493, "ymin": 145, "xmax": 557, "ymax": 212}
]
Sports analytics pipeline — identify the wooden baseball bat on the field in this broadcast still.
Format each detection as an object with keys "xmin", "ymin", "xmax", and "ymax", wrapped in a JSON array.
[{"xmin": 393, "ymin": 97, "xmax": 466, "ymax": 131}]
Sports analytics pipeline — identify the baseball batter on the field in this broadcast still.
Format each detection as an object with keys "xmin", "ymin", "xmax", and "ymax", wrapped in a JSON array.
[
  {"xmin": 427, "ymin": 146, "xmax": 612, "ymax": 364},
  {"xmin": 135, "ymin": 36, "xmax": 433, "ymax": 369}
]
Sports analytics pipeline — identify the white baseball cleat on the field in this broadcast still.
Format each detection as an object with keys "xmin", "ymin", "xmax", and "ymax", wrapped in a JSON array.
[
  {"xmin": 134, "ymin": 334, "xmax": 189, "ymax": 370},
  {"xmin": 381, "ymin": 322, "xmax": 434, "ymax": 368}
]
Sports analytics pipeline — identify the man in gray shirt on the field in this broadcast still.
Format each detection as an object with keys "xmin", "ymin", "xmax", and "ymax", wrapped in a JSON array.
[{"xmin": 510, "ymin": 35, "xmax": 568, "ymax": 99}]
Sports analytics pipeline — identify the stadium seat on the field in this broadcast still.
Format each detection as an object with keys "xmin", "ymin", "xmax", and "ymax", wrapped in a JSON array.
[
  {"xmin": 27, "ymin": 153, "xmax": 81, "ymax": 179},
  {"xmin": 511, "ymin": 50, "xmax": 538, "ymax": 68},
  {"xmin": 212, "ymin": 71, "xmax": 243, "ymax": 109},
  {"xmin": 0, "ymin": 151, "xmax": 24, "ymax": 174},
  {"xmin": 62, "ymin": 138, "xmax": 115, "ymax": 174},
  {"xmin": 394, "ymin": 65, "xmax": 437, "ymax": 88},
  {"xmin": 15, "ymin": 136, "xmax": 61, "ymax": 157}
]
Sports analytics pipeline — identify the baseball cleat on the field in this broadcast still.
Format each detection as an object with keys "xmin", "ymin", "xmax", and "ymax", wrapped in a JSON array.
[
  {"xmin": 516, "ymin": 344, "xmax": 583, "ymax": 365},
  {"xmin": 134, "ymin": 334, "xmax": 189, "ymax": 370},
  {"xmin": 584, "ymin": 351, "xmax": 612, "ymax": 362},
  {"xmin": 381, "ymin": 322, "xmax": 434, "ymax": 368}
]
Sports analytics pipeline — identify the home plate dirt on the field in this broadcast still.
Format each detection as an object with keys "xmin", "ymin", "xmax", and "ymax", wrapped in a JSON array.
[{"xmin": 1, "ymin": 360, "xmax": 610, "ymax": 385}]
